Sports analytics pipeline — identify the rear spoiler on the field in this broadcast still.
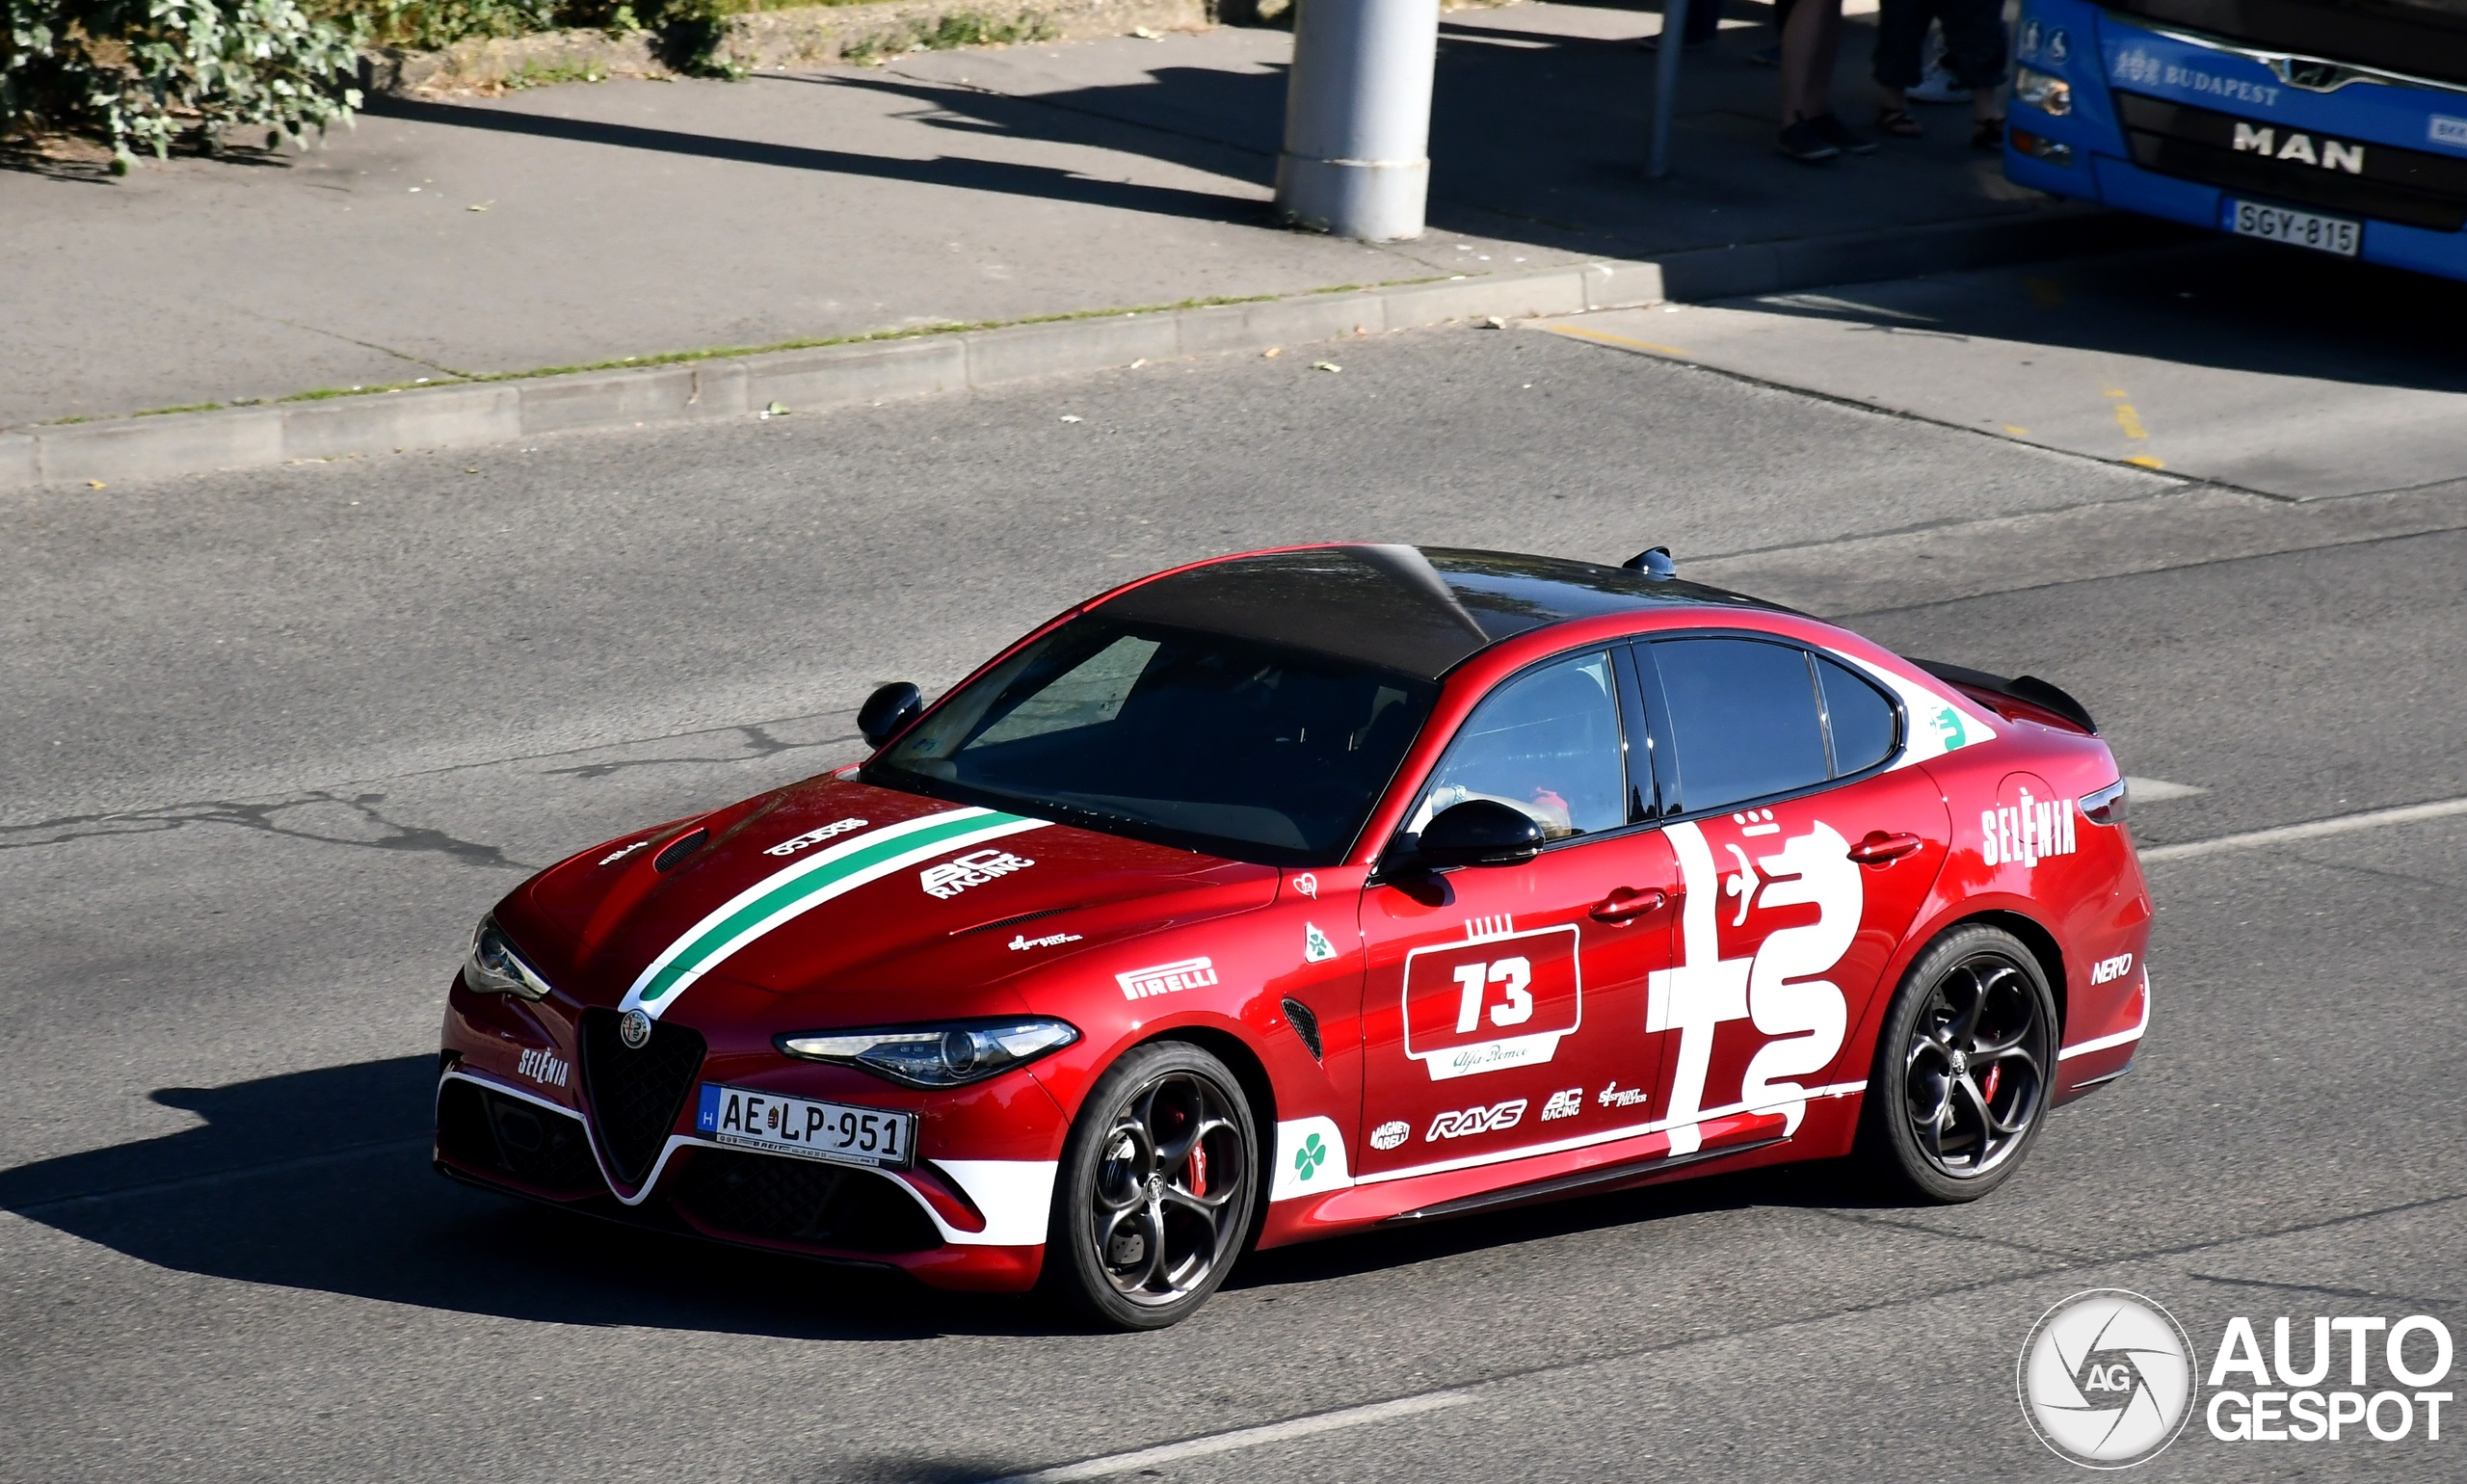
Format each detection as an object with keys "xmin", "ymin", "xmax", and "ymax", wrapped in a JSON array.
[{"xmin": 1910, "ymin": 659, "xmax": 2098, "ymax": 735}]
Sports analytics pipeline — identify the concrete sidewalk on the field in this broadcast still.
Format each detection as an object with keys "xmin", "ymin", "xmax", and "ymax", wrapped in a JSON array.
[{"xmin": 2, "ymin": 0, "xmax": 2148, "ymax": 432}]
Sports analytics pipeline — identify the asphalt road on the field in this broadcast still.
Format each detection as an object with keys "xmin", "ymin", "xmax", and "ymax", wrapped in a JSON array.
[{"xmin": 6, "ymin": 240, "xmax": 2465, "ymax": 1482}]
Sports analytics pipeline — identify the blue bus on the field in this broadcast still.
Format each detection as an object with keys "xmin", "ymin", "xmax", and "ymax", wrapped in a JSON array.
[{"xmin": 2003, "ymin": 0, "xmax": 2467, "ymax": 279}]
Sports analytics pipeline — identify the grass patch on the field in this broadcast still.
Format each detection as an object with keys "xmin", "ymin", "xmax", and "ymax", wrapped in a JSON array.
[{"xmin": 44, "ymin": 272, "xmax": 1481, "ymax": 427}]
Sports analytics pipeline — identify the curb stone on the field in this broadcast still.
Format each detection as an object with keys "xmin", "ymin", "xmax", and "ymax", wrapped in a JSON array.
[{"xmin": 0, "ymin": 205, "xmax": 2175, "ymax": 492}]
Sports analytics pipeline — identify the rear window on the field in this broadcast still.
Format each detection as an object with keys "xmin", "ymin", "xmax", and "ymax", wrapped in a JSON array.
[{"xmin": 1817, "ymin": 656, "xmax": 1899, "ymax": 775}]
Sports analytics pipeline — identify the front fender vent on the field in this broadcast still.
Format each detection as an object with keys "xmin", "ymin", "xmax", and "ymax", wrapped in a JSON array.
[{"xmin": 1281, "ymin": 997, "xmax": 1322, "ymax": 1061}]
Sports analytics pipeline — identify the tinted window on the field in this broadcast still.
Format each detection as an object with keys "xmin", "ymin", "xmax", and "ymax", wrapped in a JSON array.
[
  {"xmin": 1407, "ymin": 651, "xmax": 1625, "ymax": 840},
  {"xmin": 1652, "ymin": 638, "xmax": 1829, "ymax": 812},
  {"xmin": 870, "ymin": 617, "xmax": 1434, "ymax": 863},
  {"xmin": 1817, "ymin": 656, "xmax": 1898, "ymax": 775}
]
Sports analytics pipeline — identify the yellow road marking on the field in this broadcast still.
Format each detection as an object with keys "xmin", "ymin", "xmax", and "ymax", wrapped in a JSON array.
[
  {"xmin": 1550, "ymin": 324, "xmax": 1691, "ymax": 358},
  {"xmin": 2003, "ymin": 424, "xmax": 2029, "ymax": 436},
  {"xmin": 2126, "ymin": 456, "xmax": 2166, "ymax": 468}
]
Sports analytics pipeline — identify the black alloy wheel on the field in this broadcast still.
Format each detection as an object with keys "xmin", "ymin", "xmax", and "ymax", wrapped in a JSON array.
[
  {"xmin": 1862, "ymin": 925, "xmax": 2058, "ymax": 1203},
  {"xmin": 1048, "ymin": 1042, "xmax": 1258, "ymax": 1330}
]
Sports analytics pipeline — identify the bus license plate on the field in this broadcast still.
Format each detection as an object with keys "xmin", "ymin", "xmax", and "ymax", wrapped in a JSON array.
[
  {"xmin": 2224, "ymin": 199, "xmax": 2360, "ymax": 257},
  {"xmin": 696, "ymin": 1083, "xmax": 915, "ymax": 1169}
]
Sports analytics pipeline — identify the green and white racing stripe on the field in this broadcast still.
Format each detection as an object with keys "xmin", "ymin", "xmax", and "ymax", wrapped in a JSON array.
[{"xmin": 621, "ymin": 807, "xmax": 1048, "ymax": 1019}]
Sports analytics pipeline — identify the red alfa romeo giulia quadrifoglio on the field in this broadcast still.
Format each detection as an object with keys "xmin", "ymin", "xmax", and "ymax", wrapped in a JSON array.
[{"xmin": 437, "ymin": 544, "xmax": 2151, "ymax": 1327}]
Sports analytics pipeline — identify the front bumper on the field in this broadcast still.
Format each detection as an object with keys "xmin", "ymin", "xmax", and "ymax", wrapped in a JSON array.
[{"xmin": 438, "ymin": 982, "xmax": 1064, "ymax": 1292}]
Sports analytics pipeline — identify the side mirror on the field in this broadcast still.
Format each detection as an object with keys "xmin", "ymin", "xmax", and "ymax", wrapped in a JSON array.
[
  {"xmin": 1415, "ymin": 799, "xmax": 1547, "ymax": 869},
  {"xmin": 857, "ymin": 681, "xmax": 923, "ymax": 748}
]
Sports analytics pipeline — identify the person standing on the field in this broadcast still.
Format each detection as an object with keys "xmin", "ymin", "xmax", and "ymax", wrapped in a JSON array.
[
  {"xmin": 1872, "ymin": 0, "xmax": 2006, "ymax": 146},
  {"xmin": 1774, "ymin": 0, "xmax": 1872, "ymax": 162}
]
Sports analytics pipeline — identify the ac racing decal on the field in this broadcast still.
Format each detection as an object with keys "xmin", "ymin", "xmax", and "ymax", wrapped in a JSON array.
[
  {"xmin": 919, "ymin": 847, "xmax": 1036, "ymax": 899},
  {"xmin": 619, "ymin": 808, "xmax": 1049, "ymax": 1020}
]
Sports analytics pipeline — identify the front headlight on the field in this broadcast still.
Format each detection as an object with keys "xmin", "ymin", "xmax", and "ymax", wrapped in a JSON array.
[
  {"xmin": 463, "ymin": 916, "xmax": 553, "ymax": 1000},
  {"xmin": 778, "ymin": 1018, "xmax": 1080, "ymax": 1088},
  {"xmin": 2015, "ymin": 66, "xmax": 2072, "ymax": 117}
]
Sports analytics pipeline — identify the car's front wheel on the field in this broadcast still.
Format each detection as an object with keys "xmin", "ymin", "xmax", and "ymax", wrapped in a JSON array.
[
  {"xmin": 1861, "ymin": 924, "xmax": 2058, "ymax": 1203},
  {"xmin": 1046, "ymin": 1041, "xmax": 1258, "ymax": 1330}
]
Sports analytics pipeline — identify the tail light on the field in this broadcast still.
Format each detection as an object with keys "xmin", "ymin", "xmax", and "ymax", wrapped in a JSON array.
[{"xmin": 2080, "ymin": 779, "xmax": 2128, "ymax": 827}]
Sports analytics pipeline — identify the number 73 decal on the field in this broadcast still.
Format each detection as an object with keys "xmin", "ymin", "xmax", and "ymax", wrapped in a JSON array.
[{"xmin": 1402, "ymin": 923, "xmax": 1582, "ymax": 1081}]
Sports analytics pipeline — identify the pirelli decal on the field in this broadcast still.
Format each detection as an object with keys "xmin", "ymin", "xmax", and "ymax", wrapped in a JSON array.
[{"xmin": 621, "ymin": 808, "xmax": 1048, "ymax": 1018}]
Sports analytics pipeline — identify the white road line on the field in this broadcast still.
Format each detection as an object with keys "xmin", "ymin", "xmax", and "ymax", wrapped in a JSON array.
[
  {"xmin": 984, "ymin": 1391, "xmax": 1474, "ymax": 1483},
  {"xmin": 2140, "ymin": 796, "xmax": 2467, "ymax": 863}
]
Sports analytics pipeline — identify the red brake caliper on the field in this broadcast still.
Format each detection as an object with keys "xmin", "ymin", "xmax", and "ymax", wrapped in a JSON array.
[
  {"xmin": 1980, "ymin": 1063, "xmax": 2003, "ymax": 1105},
  {"xmin": 1188, "ymin": 1145, "xmax": 1207, "ymax": 1199}
]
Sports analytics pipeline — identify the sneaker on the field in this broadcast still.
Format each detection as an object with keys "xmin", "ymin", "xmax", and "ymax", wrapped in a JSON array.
[
  {"xmin": 1776, "ymin": 119, "xmax": 1842, "ymax": 162},
  {"xmin": 1811, "ymin": 112, "xmax": 1877, "ymax": 155},
  {"xmin": 1906, "ymin": 63, "xmax": 1972, "ymax": 103}
]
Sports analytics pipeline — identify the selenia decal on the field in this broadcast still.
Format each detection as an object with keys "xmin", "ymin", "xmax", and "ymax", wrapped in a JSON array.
[
  {"xmin": 1648, "ymin": 817, "xmax": 1861, "ymax": 1151},
  {"xmin": 619, "ymin": 808, "xmax": 1048, "ymax": 1020},
  {"xmin": 1399, "ymin": 919, "xmax": 1582, "ymax": 1081},
  {"xmin": 1981, "ymin": 784, "xmax": 2079, "ymax": 867}
]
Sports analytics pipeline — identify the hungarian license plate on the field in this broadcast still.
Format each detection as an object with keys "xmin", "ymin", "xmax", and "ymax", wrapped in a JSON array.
[
  {"xmin": 696, "ymin": 1083, "xmax": 915, "ymax": 1169},
  {"xmin": 2223, "ymin": 199, "xmax": 2360, "ymax": 256}
]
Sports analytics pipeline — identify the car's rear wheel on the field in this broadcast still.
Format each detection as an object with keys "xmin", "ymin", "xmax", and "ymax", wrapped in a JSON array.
[
  {"xmin": 1046, "ymin": 1042, "xmax": 1258, "ymax": 1330},
  {"xmin": 1861, "ymin": 924, "xmax": 2058, "ymax": 1203}
]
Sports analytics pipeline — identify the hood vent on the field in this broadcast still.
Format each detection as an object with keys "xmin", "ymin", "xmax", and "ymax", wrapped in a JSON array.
[{"xmin": 953, "ymin": 906, "xmax": 1076, "ymax": 938}]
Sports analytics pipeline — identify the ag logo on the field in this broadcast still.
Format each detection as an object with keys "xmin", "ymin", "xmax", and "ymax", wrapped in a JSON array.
[
  {"xmin": 2019, "ymin": 1289, "xmax": 2196, "ymax": 1468},
  {"xmin": 618, "ymin": 1008, "xmax": 654, "ymax": 1049}
]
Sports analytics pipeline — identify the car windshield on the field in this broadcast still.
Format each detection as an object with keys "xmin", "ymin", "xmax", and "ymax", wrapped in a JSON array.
[{"xmin": 867, "ymin": 616, "xmax": 1438, "ymax": 864}]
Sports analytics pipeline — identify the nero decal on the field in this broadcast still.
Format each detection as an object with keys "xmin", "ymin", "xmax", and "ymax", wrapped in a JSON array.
[
  {"xmin": 621, "ymin": 808, "xmax": 1048, "ymax": 1020},
  {"xmin": 2091, "ymin": 953, "xmax": 2135, "ymax": 986}
]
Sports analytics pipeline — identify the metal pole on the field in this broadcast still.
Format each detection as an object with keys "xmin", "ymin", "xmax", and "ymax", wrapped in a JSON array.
[
  {"xmin": 1646, "ymin": 0, "xmax": 1690, "ymax": 179},
  {"xmin": 1275, "ymin": 0, "xmax": 1442, "ymax": 241}
]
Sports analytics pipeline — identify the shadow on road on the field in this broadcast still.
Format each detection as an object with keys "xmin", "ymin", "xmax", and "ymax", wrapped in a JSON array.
[
  {"xmin": 0, "ymin": 1056, "xmax": 1049, "ymax": 1340},
  {"xmin": 4, "ymin": 1053, "xmax": 1925, "ymax": 1336},
  {"xmin": 1724, "ymin": 237, "xmax": 2467, "ymax": 398}
]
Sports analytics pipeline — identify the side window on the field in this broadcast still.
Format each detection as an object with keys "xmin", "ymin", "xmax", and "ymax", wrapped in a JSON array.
[
  {"xmin": 1407, "ymin": 651, "xmax": 1626, "ymax": 840},
  {"xmin": 1817, "ymin": 655, "xmax": 1899, "ymax": 775},
  {"xmin": 1650, "ymin": 637, "xmax": 1830, "ymax": 813}
]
